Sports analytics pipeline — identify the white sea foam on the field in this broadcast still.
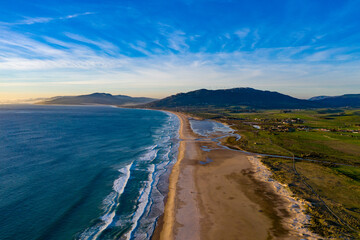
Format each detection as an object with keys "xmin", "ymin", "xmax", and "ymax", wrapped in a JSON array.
[
  {"xmin": 113, "ymin": 165, "xmax": 132, "ymax": 193},
  {"xmin": 79, "ymin": 163, "xmax": 132, "ymax": 240},
  {"xmin": 124, "ymin": 164, "xmax": 155, "ymax": 240},
  {"xmin": 139, "ymin": 147, "xmax": 159, "ymax": 162},
  {"xmin": 124, "ymin": 112, "xmax": 179, "ymax": 239},
  {"xmin": 80, "ymin": 112, "xmax": 180, "ymax": 240},
  {"xmin": 162, "ymin": 147, "xmax": 171, "ymax": 161}
]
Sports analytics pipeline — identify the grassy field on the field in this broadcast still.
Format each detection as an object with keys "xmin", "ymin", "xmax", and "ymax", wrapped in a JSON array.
[
  {"xmin": 261, "ymin": 157, "xmax": 360, "ymax": 238},
  {"xmin": 186, "ymin": 107, "xmax": 360, "ymax": 238},
  {"xmin": 192, "ymin": 108, "xmax": 360, "ymax": 166}
]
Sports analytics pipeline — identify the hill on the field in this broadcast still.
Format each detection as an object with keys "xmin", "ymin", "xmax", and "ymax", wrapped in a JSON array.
[
  {"xmin": 145, "ymin": 88, "xmax": 318, "ymax": 109},
  {"xmin": 314, "ymin": 94, "xmax": 360, "ymax": 107},
  {"xmin": 39, "ymin": 93, "xmax": 156, "ymax": 106}
]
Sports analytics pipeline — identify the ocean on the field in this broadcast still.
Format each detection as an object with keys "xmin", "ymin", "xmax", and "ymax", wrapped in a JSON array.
[{"xmin": 0, "ymin": 105, "xmax": 179, "ymax": 240}]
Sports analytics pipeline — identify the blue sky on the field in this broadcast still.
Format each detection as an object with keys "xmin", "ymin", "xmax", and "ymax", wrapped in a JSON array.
[{"xmin": 0, "ymin": 0, "xmax": 359, "ymax": 101}]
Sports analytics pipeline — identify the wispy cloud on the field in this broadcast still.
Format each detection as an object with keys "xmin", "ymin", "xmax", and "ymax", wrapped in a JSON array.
[
  {"xmin": 1, "ymin": 10, "xmax": 360, "ymax": 100},
  {"xmin": 167, "ymin": 30, "xmax": 189, "ymax": 52},
  {"xmin": 64, "ymin": 12, "xmax": 94, "ymax": 20},
  {"xmin": 157, "ymin": 23, "xmax": 189, "ymax": 53},
  {"xmin": 0, "ymin": 12, "xmax": 94, "ymax": 26},
  {"xmin": 64, "ymin": 33, "xmax": 119, "ymax": 55},
  {"xmin": 235, "ymin": 28, "xmax": 250, "ymax": 39},
  {"xmin": 128, "ymin": 41, "xmax": 152, "ymax": 56},
  {"xmin": 15, "ymin": 17, "xmax": 54, "ymax": 25},
  {"xmin": 0, "ymin": 26, "xmax": 358, "ymax": 73}
]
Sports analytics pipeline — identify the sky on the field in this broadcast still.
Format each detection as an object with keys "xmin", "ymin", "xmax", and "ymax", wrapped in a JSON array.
[{"xmin": 0, "ymin": 0, "xmax": 360, "ymax": 102}]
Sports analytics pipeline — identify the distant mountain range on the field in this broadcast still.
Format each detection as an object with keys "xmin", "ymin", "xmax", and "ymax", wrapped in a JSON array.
[
  {"xmin": 38, "ymin": 89, "xmax": 360, "ymax": 109},
  {"xmin": 144, "ymin": 88, "xmax": 360, "ymax": 109},
  {"xmin": 309, "ymin": 94, "xmax": 360, "ymax": 108},
  {"xmin": 39, "ymin": 93, "xmax": 156, "ymax": 106}
]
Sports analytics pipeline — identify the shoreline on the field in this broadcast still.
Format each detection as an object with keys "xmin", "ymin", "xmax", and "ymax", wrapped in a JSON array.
[
  {"xmin": 152, "ymin": 111, "xmax": 198, "ymax": 240},
  {"xmin": 153, "ymin": 111, "xmax": 318, "ymax": 240},
  {"xmin": 158, "ymin": 111, "xmax": 186, "ymax": 240}
]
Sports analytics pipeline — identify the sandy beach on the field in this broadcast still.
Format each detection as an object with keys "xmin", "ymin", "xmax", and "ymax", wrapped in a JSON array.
[{"xmin": 153, "ymin": 111, "xmax": 317, "ymax": 240}]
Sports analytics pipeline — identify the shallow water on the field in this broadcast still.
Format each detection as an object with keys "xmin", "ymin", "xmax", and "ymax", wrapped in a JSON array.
[
  {"xmin": 189, "ymin": 119, "xmax": 233, "ymax": 136},
  {"xmin": 0, "ymin": 105, "xmax": 179, "ymax": 240}
]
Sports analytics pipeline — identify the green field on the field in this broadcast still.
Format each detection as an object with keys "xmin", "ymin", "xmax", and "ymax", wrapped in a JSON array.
[
  {"xmin": 261, "ymin": 157, "xmax": 360, "ymax": 238},
  {"xmin": 187, "ymin": 107, "xmax": 360, "ymax": 238},
  {"xmin": 193, "ymin": 108, "xmax": 360, "ymax": 165}
]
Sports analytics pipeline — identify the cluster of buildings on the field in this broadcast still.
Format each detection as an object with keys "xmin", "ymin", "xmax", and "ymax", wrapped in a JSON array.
[
  {"xmin": 246, "ymin": 117, "xmax": 359, "ymax": 134},
  {"xmin": 248, "ymin": 118, "xmax": 308, "ymax": 132}
]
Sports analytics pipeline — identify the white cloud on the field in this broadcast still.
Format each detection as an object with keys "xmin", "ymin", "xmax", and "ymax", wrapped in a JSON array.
[
  {"xmin": 0, "ymin": 27, "xmax": 359, "ymax": 100},
  {"xmin": 157, "ymin": 24, "xmax": 189, "ymax": 53},
  {"xmin": 63, "ymin": 12, "xmax": 94, "ymax": 19},
  {"xmin": 128, "ymin": 43, "xmax": 151, "ymax": 56},
  {"xmin": 0, "ymin": 12, "xmax": 95, "ymax": 26},
  {"xmin": 64, "ymin": 33, "xmax": 119, "ymax": 54},
  {"xmin": 235, "ymin": 28, "xmax": 250, "ymax": 39},
  {"xmin": 167, "ymin": 30, "xmax": 189, "ymax": 52},
  {"xmin": 17, "ymin": 17, "xmax": 54, "ymax": 25}
]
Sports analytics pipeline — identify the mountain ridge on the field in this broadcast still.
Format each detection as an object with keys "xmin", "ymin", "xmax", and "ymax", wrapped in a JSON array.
[
  {"xmin": 38, "ymin": 93, "xmax": 156, "ymax": 106},
  {"xmin": 145, "ymin": 88, "xmax": 318, "ymax": 109},
  {"xmin": 37, "ymin": 89, "xmax": 360, "ymax": 109},
  {"xmin": 144, "ymin": 88, "xmax": 360, "ymax": 109},
  {"xmin": 314, "ymin": 94, "xmax": 360, "ymax": 107}
]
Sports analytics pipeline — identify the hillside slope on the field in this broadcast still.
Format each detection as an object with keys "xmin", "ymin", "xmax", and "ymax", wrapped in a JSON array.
[
  {"xmin": 146, "ymin": 88, "xmax": 318, "ymax": 109},
  {"xmin": 314, "ymin": 94, "xmax": 360, "ymax": 107},
  {"xmin": 39, "ymin": 93, "xmax": 156, "ymax": 106}
]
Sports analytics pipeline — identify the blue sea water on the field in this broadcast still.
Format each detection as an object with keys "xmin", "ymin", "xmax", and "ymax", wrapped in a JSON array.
[{"xmin": 0, "ymin": 105, "xmax": 179, "ymax": 240}]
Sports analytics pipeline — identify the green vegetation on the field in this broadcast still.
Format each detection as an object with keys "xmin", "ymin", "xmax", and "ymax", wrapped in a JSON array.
[
  {"xmin": 192, "ymin": 108, "xmax": 360, "ymax": 166},
  {"xmin": 261, "ymin": 158, "xmax": 360, "ymax": 239},
  {"xmin": 186, "ymin": 107, "xmax": 360, "ymax": 238}
]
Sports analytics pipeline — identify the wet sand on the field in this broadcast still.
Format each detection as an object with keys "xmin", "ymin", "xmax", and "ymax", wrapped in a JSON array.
[{"xmin": 153, "ymin": 112, "xmax": 315, "ymax": 240}]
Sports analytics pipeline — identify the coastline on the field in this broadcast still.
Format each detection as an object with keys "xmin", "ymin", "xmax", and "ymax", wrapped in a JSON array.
[
  {"xmin": 153, "ymin": 110, "xmax": 319, "ymax": 240},
  {"xmin": 158, "ymin": 112, "xmax": 185, "ymax": 240},
  {"xmin": 152, "ymin": 111, "xmax": 200, "ymax": 240}
]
